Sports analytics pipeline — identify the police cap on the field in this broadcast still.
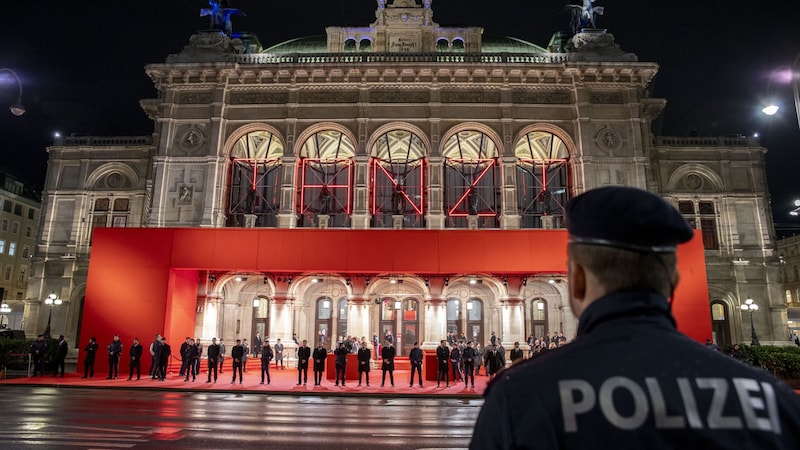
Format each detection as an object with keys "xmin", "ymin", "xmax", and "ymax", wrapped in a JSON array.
[{"xmin": 566, "ymin": 186, "xmax": 693, "ymax": 253}]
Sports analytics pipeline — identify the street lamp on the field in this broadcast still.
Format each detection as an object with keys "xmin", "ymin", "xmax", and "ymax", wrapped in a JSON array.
[
  {"xmin": 761, "ymin": 54, "xmax": 800, "ymax": 132},
  {"xmin": 0, "ymin": 303, "xmax": 11, "ymax": 329},
  {"xmin": 0, "ymin": 68, "xmax": 25, "ymax": 116},
  {"xmin": 740, "ymin": 297, "xmax": 760, "ymax": 346},
  {"xmin": 43, "ymin": 293, "xmax": 62, "ymax": 339}
]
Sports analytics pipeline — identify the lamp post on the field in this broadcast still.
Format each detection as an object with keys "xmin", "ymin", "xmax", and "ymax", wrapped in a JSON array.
[
  {"xmin": 0, "ymin": 303, "xmax": 10, "ymax": 329},
  {"xmin": 0, "ymin": 68, "xmax": 25, "ymax": 116},
  {"xmin": 43, "ymin": 293, "xmax": 62, "ymax": 339},
  {"xmin": 740, "ymin": 297, "xmax": 760, "ymax": 346},
  {"xmin": 762, "ymin": 54, "xmax": 800, "ymax": 132}
]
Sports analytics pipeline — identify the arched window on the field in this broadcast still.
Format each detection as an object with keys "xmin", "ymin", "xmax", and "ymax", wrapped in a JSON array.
[
  {"xmin": 442, "ymin": 130, "xmax": 499, "ymax": 228},
  {"xmin": 466, "ymin": 298, "xmax": 483, "ymax": 346},
  {"xmin": 369, "ymin": 129, "xmax": 427, "ymax": 228},
  {"xmin": 446, "ymin": 298, "xmax": 462, "ymax": 338},
  {"xmin": 515, "ymin": 130, "xmax": 570, "ymax": 229},
  {"xmin": 379, "ymin": 296, "xmax": 396, "ymax": 349},
  {"xmin": 359, "ymin": 38, "xmax": 372, "ymax": 52},
  {"xmin": 316, "ymin": 297, "xmax": 333, "ymax": 348},
  {"xmin": 297, "ymin": 130, "xmax": 355, "ymax": 228},
  {"xmin": 401, "ymin": 298, "xmax": 419, "ymax": 355},
  {"xmin": 710, "ymin": 301, "xmax": 730, "ymax": 348},
  {"xmin": 436, "ymin": 38, "xmax": 450, "ymax": 52},
  {"xmin": 228, "ymin": 130, "xmax": 284, "ymax": 227},
  {"xmin": 452, "ymin": 39, "xmax": 465, "ymax": 52},
  {"xmin": 531, "ymin": 299, "xmax": 547, "ymax": 339},
  {"xmin": 337, "ymin": 298, "xmax": 348, "ymax": 340},
  {"xmin": 252, "ymin": 296, "xmax": 270, "ymax": 343},
  {"xmin": 344, "ymin": 38, "xmax": 357, "ymax": 52}
]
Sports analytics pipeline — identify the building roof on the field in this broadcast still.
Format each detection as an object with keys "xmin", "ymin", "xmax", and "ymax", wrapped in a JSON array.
[{"xmin": 262, "ymin": 34, "xmax": 546, "ymax": 55}]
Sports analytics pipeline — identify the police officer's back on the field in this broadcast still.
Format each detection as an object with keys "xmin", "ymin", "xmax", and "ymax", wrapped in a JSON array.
[{"xmin": 470, "ymin": 186, "xmax": 800, "ymax": 449}]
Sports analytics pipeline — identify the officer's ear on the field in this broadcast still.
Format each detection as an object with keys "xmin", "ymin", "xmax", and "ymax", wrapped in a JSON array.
[{"xmin": 568, "ymin": 259, "xmax": 587, "ymax": 302}]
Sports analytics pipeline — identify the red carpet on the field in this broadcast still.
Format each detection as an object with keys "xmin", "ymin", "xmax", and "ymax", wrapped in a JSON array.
[{"xmin": 1, "ymin": 364, "xmax": 488, "ymax": 398}]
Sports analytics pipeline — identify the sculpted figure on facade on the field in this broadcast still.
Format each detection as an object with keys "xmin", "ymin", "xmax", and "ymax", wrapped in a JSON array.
[
  {"xmin": 201, "ymin": 0, "xmax": 245, "ymax": 36},
  {"xmin": 567, "ymin": 0, "xmax": 604, "ymax": 34}
]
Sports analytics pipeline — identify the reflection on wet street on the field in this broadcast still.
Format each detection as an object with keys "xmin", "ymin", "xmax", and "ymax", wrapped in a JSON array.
[{"xmin": 0, "ymin": 386, "xmax": 481, "ymax": 449}]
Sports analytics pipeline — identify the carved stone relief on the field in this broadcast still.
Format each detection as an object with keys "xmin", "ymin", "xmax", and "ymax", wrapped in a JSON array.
[
  {"xmin": 441, "ymin": 91, "xmax": 501, "ymax": 103},
  {"xmin": 178, "ymin": 92, "xmax": 213, "ymax": 104},
  {"xmin": 229, "ymin": 92, "xmax": 290, "ymax": 104},
  {"xmin": 511, "ymin": 90, "xmax": 571, "ymax": 104},
  {"xmin": 370, "ymin": 91, "xmax": 429, "ymax": 103},
  {"xmin": 174, "ymin": 125, "xmax": 208, "ymax": 156},
  {"xmin": 589, "ymin": 92, "xmax": 624, "ymax": 104},
  {"xmin": 298, "ymin": 91, "xmax": 359, "ymax": 103},
  {"xmin": 594, "ymin": 126, "xmax": 624, "ymax": 154}
]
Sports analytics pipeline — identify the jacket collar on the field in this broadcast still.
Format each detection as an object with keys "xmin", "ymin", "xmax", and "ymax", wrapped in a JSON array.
[{"xmin": 576, "ymin": 291, "xmax": 677, "ymax": 336}]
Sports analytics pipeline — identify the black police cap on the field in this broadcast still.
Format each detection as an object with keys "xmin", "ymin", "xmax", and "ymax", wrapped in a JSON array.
[{"xmin": 566, "ymin": 186, "xmax": 694, "ymax": 253}]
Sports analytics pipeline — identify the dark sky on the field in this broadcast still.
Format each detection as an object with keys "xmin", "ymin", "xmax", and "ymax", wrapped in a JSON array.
[{"xmin": 3, "ymin": 0, "xmax": 800, "ymax": 232}]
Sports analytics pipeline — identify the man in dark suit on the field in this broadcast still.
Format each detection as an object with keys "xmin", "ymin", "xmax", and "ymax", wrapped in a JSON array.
[
  {"xmin": 312, "ymin": 342, "xmax": 327, "ymax": 385},
  {"xmin": 127, "ymin": 337, "xmax": 143, "ymax": 380},
  {"xmin": 509, "ymin": 341, "xmax": 524, "ymax": 364},
  {"xmin": 82, "ymin": 336, "xmax": 98, "ymax": 379},
  {"xmin": 334, "ymin": 341, "xmax": 348, "ymax": 386},
  {"xmin": 436, "ymin": 340, "xmax": 450, "ymax": 387},
  {"xmin": 206, "ymin": 337, "xmax": 220, "ymax": 383},
  {"xmin": 408, "ymin": 341, "xmax": 424, "ymax": 387},
  {"xmin": 53, "ymin": 335, "xmax": 68, "ymax": 377},
  {"xmin": 297, "ymin": 339, "xmax": 311, "ymax": 385},
  {"xmin": 380, "ymin": 340, "xmax": 395, "ymax": 387},
  {"xmin": 357, "ymin": 339, "xmax": 371, "ymax": 387},
  {"xmin": 230, "ymin": 339, "xmax": 244, "ymax": 384},
  {"xmin": 157, "ymin": 337, "xmax": 170, "ymax": 381}
]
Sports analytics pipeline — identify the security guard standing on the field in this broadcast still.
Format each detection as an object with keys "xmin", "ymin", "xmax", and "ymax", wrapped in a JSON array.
[{"xmin": 470, "ymin": 186, "xmax": 800, "ymax": 449}]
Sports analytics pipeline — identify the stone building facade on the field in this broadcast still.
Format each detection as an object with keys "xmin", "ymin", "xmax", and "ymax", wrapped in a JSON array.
[{"xmin": 23, "ymin": 1, "xmax": 791, "ymax": 352}]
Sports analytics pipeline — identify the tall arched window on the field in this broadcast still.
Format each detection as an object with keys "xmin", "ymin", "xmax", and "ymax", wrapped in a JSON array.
[
  {"xmin": 369, "ymin": 129, "xmax": 427, "ymax": 228},
  {"xmin": 442, "ymin": 130, "xmax": 499, "ymax": 228},
  {"xmin": 316, "ymin": 297, "xmax": 333, "ymax": 348},
  {"xmin": 446, "ymin": 298, "xmax": 462, "ymax": 337},
  {"xmin": 531, "ymin": 299, "xmax": 547, "ymax": 339},
  {"xmin": 710, "ymin": 301, "xmax": 730, "ymax": 348},
  {"xmin": 515, "ymin": 130, "xmax": 570, "ymax": 229},
  {"xmin": 466, "ymin": 298, "xmax": 483, "ymax": 346},
  {"xmin": 252, "ymin": 296, "xmax": 270, "ymax": 343},
  {"xmin": 297, "ymin": 130, "xmax": 355, "ymax": 228},
  {"xmin": 337, "ymin": 298, "xmax": 348, "ymax": 341},
  {"xmin": 401, "ymin": 298, "xmax": 419, "ymax": 355},
  {"xmin": 228, "ymin": 130, "xmax": 284, "ymax": 227}
]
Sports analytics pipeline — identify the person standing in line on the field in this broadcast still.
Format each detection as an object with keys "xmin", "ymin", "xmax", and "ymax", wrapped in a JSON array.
[
  {"xmin": 192, "ymin": 337, "xmax": 203, "ymax": 381},
  {"xmin": 82, "ymin": 336, "xmax": 98, "ymax": 379},
  {"xmin": 486, "ymin": 344, "xmax": 503, "ymax": 380},
  {"xmin": 297, "ymin": 339, "xmax": 311, "ymax": 385},
  {"xmin": 30, "ymin": 334, "xmax": 47, "ymax": 377},
  {"xmin": 107, "ymin": 334, "xmax": 123, "ymax": 380},
  {"xmin": 357, "ymin": 339, "xmax": 371, "ymax": 387},
  {"xmin": 470, "ymin": 186, "xmax": 800, "ymax": 448},
  {"xmin": 408, "ymin": 341, "xmax": 424, "ymax": 388},
  {"xmin": 127, "ymin": 337, "xmax": 143, "ymax": 380},
  {"xmin": 380, "ymin": 340, "xmax": 395, "ymax": 387},
  {"xmin": 253, "ymin": 332, "xmax": 263, "ymax": 359},
  {"xmin": 436, "ymin": 340, "xmax": 450, "ymax": 387},
  {"xmin": 312, "ymin": 341, "xmax": 327, "ymax": 386},
  {"xmin": 509, "ymin": 341, "xmax": 524, "ymax": 364},
  {"xmin": 218, "ymin": 338, "xmax": 225, "ymax": 374},
  {"xmin": 334, "ymin": 341, "xmax": 347, "ymax": 386},
  {"xmin": 53, "ymin": 335, "xmax": 68, "ymax": 377},
  {"xmin": 183, "ymin": 338, "xmax": 198, "ymax": 382},
  {"xmin": 462, "ymin": 341, "xmax": 476, "ymax": 388},
  {"xmin": 495, "ymin": 339, "xmax": 506, "ymax": 369},
  {"xmin": 149, "ymin": 334, "xmax": 162, "ymax": 379},
  {"xmin": 179, "ymin": 337, "xmax": 192, "ymax": 378},
  {"xmin": 489, "ymin": 331, "xmax": 496, "ymax": 347},
  {"xmin": 450, "ymin": 343, "xmax": 462, "ymax": 382},
  {"xmin": 482, "ymin": 340, "xmax": 493, "ymax": 375},
  {"xmin": 206, "ymin": 337, "xmax": 220, "ymax": 383},
  {"xmin": 473, "ymin": 343, "xmax": 483, "ymax": 376},
  {"xmin": 230, "ymin": 339, "xmax": 244, "ymax": 384},
  {"xmin": 157, "ymin": 337, "xmax": 170, "ymax": 381},
  {"xmin": 241, "ymin": 339, "xmax": 249, "ymax": 372},
  {"xmin": 274, "ymin": 338, "xmax": 284, "ymax": 370},
  {"xmin": 260, "ymin": 339, "xmax": 273, "ymax": 385}
]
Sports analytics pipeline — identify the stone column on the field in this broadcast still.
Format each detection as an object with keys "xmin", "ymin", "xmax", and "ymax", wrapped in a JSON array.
[
  {"xmin": 347, "ymin": 295, "xmax": 372, "ymax": 341},
  {"xmin": 270, "ymin": 294, "xmax": 295, "ymax": 342},
  {"xmin": 426, "ymin": 157, "xmax": 445, "ymax": 229},
  {"xmin": 501, "ymin": 296, "xmax": 525, "ymax": 344},
  {"xmin": 422, "ymin": 296, "xmax": 447, "ymax": 350}
]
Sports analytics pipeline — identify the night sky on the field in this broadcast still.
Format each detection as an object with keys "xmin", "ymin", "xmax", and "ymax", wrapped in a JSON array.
[{"xmin": 2, "ymin": 0, "xmax": 799, "ymax": 233}]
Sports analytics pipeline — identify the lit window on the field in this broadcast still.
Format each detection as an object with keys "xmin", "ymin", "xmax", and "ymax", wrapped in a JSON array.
[
  {"xmin": 0, "ymin": 240, "xmax": 5, "ymax": 253},
  {"xmin": 515, "ymin": 130, "xmax": 570, "ymax": 229},
  {"xmin": 9, "ymin": 243, "xmax": 16, "ymax": 256},
  {"xmin": 227, "ymin": 129, "xmax": 284, "ymax": 228}
]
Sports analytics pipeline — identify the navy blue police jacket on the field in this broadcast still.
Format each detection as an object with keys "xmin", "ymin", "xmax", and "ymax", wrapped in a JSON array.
[{"xmin": 470, "ymin": 291, "xmax": 800, "ymax": 449}]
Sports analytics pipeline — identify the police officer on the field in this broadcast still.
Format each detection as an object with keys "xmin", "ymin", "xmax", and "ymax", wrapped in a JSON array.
[{"xmin": 470, "ymin": 186, "xmax": 800, "ymax": 449}]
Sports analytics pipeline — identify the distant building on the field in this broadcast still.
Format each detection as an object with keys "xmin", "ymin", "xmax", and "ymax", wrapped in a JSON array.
[
  {"xmin": 777, "ymin": 235, "xmax": 800, "ymax": 339},
  {"xmin": 23, "ymin": 1, "xmax": 791, "ymax": 353},
  {"xmin": 0, "ymin": 171, "xmax": 40, "ymax": 330}
]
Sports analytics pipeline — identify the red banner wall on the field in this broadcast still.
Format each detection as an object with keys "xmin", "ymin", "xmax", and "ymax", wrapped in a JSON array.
[{"xmin": 80, "ymin": 228, "xmax": 710, "ymax": 374}]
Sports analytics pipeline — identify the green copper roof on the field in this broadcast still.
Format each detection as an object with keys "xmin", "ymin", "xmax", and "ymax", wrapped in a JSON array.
[{"xmin": 262, "ymin": 35, "xmax": 546, "ymax": 54}]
